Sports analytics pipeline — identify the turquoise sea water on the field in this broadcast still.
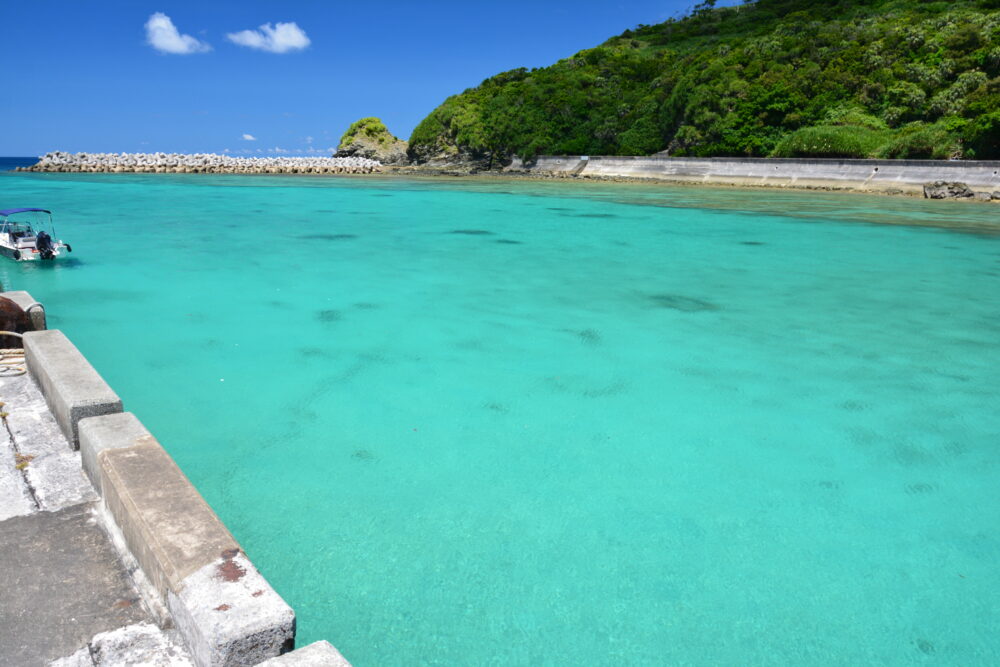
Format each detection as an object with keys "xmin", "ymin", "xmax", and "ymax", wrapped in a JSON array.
[{"xmin": 2, "ymin": 172, "xmax": 999, "ymax": 665}]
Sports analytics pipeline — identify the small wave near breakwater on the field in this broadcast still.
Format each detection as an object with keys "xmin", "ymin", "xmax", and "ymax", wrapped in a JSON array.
[{"xmin": 17, "ymin": 151, "xmax": 382, "ymax": 174}]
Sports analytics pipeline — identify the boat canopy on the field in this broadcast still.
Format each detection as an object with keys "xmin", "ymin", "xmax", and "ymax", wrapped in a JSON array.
[{"xmin": 0, "ymin": 208, "xmax": 51, "ymax": 216}]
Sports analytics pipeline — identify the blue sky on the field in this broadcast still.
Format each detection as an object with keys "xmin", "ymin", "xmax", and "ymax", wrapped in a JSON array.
[{"xmin": 1, "ymin": 1, "xmax": 709, "ymax": 156}]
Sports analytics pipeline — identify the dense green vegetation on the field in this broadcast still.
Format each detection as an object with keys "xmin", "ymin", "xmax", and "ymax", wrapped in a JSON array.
[
  {"xmin": 337, "ymin": 116, "xmax": 409, "ymax": 164},
  {"xmin": 408, "ymin": 0, "xmax": 1000, "ymax": 164},
  {"xmin": 338, "ymin": 117, "xmax": 402, "ymax": 152}
]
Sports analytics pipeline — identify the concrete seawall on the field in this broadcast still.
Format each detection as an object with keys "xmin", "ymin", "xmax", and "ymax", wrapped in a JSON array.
[
  {"xmin": 517, "ymin": 155, "xmax": 1000, "ymax": 194},
  {"xmin": 4, "ymin": 291, "xmax": 349, "ymax": 666}
]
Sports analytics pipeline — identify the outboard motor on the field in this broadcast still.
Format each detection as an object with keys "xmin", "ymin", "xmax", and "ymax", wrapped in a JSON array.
[{"xmin": 36, "ymin": 231, "xmax": 55, "ymax": 260}]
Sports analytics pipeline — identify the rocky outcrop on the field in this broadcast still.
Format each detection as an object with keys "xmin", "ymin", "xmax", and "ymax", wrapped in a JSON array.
[
  {"xmin": 336, "ymin": 118, "xmax": 408, "ymax": 165},
  {"xmin": 922, "ymin": 181, "xmax": 999, "ymax": 201},
  {"xmin": 405, "ymin": 141, "xmax": 499, "ymax": 170},
  {"xmin": 923, "ymin": 181, "xmax": 974, "ymax": 199},
  {"xmin": 18, "ymin": 152, "xmax": 381, "ymax": 175}
]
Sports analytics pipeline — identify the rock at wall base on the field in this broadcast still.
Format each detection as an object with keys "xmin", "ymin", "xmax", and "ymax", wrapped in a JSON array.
[{"xmin": 923, "ymin": 181, "xmax": 974, "ymax": 199}]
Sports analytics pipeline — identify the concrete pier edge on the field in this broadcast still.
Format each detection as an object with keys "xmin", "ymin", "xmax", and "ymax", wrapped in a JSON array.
[
  {"xmin": 23, "ymin": 329, "xmax": 122, "ymax": 449},
  {"xmin": 4, "ymin": 291, "xmax": 349, "ymax": 666},
  {"xmin": 79, "ymin": 411, "xmax": 296, "ymax": 666}
]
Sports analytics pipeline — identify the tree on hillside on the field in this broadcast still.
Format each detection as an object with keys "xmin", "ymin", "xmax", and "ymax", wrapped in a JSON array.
[{"xmin": 408, "ymin": 0, "xmax": 1000, "ymax": 164}]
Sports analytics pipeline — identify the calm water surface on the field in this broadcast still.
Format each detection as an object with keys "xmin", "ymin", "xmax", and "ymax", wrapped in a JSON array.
[{"xmin": 2, "ymin": 172, "xmax": 998, "ymax": 665}]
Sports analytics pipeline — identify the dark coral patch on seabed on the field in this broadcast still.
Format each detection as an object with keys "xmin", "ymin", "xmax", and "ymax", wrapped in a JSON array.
[
  {"xmin": 449, "ymin": 229, "xmax": 495, "ymax": 235},
  {"xmin": 298, "ymin": 233, "xmax": 358, "ymax": 241},
  {"xmin": 646, "ymin": 294, "xmax": 719, "ymax": 312},
  {"xmin": 316, "ymin": 309, "xmax": 343, "ymax": 322}
]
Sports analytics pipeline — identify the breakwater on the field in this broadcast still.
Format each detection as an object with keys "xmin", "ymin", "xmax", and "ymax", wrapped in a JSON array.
[
  {"xmin": 19, "ymin": 151, "xmax": 381, "ymax": 174},
  {"xmin": 514, "ymin": 155, "xmax": 1000, "ymax": 195}
]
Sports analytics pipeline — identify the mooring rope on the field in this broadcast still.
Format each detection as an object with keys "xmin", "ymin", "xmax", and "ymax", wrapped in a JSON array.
[{"xmin": 0, "ymin": 332, "xmax": 27, "ymax": 376}]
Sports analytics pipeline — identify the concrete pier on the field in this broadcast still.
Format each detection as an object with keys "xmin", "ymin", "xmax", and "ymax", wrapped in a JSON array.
[{"xmin": 0, "ymin": 291, "xmax": 350, "ymax": 666}]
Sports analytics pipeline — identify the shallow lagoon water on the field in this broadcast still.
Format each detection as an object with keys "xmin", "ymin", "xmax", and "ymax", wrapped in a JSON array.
[{"xmin": 2, "ymin": 172, "xmax": 999, "ymax": 664}]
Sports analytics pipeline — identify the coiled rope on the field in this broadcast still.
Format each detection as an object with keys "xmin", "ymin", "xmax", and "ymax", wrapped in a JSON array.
[{"xmin": 0, "ymin": 332, "xmax": 26, "ymax": 376}]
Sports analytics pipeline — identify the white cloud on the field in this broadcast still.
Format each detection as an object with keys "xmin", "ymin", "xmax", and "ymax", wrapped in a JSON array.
[
  {"xmin": 226, "ymin": 22, "xmax": 310, "ymax": 53},
  {"xmin": 145, "ymin": 12, "xmax": 211, "ymax": 55},
  {"xmin": 304, "ymin": 136, "xmax": 313, "ymax": 145},
  {"xmin": 241, "ymin": 133, "xmax": 257, "ymax": 141},
  {"xmin": 267, "ymin": 146, "xmax": 290, "ymax": 154}
]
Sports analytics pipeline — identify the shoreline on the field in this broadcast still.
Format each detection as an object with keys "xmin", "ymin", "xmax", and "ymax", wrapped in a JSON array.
[
  {"xmin": 11, "ymin": 152, "xmax": 1000, "ymax": 203},
  {"xmin": 9, "ymin": 163, "xmax": 1000, "ymax": 236},
  {"xmin": 11, "ymin": 160, "xmax": 999, "ymax": 201},
  {"xmin": 384, "ymin": 164, "xmax": 1000, "ymax": 206},
  {"xmin": 395, "ymin": 153, "xmax": 1000, "ymax": 201},
  {"xmin": 384, "ymin": 165, "xmax": 929, "ymax": 196}
]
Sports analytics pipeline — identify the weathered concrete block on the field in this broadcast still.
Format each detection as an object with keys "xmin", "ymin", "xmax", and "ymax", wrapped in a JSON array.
[
  {"xmin": 81, "ymin": 412, "xmax": 295, "ymax": 666},
  {"xmin": 78, "ymin": 412, "xmax": 153, "ymax": 496},
  {"xmin": 96, "ymin": 438, "xmax": 238, "ymax": 598},
  {"xmin": 167, "ymin": 552, "xmax": 295, "ymax": 667},
  {"xmin": 23, "ymin": 330, "xmax": 122, "ymax": 449},
  {"xmin": 258, "ymin": 641, "xmax": 351, "ymax": 666},
  {"xmin": 0, "ymin": 290, "xmax": 46, "ymax": 330}
]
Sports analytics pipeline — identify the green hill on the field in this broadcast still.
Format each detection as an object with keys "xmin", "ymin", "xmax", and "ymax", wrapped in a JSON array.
[
  {"xmin": 408, "ymin": 0, "xmax": 1000, "ymax": 166},
  {"xmin": 337, "ymin": 117, "xmax": 409, "ymax": 164}
]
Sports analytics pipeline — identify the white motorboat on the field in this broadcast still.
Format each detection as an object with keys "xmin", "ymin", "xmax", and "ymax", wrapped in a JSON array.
[{"xmin": 0, "ymin": 208, "xmax": 72, "ymax": 261}]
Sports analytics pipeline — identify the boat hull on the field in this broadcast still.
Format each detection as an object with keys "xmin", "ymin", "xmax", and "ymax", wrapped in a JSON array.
[{"xmin": 0, "ymin": 245, "xmax": 61, "ymax": 261}]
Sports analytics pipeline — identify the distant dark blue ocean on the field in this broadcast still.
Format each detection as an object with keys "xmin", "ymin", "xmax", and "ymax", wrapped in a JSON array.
[{"xmin": 0, "ymin": 157, "xmax": 37, "ymax": 171}]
